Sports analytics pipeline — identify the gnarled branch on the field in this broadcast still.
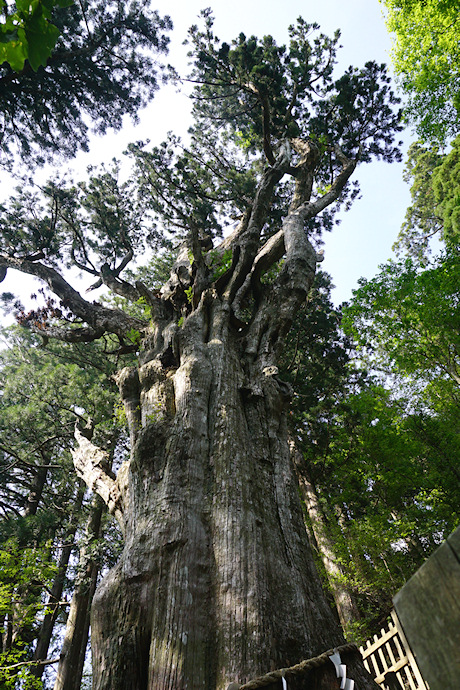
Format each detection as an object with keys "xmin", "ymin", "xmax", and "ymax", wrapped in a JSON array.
[
  {"xmin": 72, "ymin": 428, "xmax": 126, "ymax": 535},
  {"xmin": 0, "ymin": 254, "xmax": 147, "ymax": 339},
  {"xmin": 223, "ymin": 140, "xmax": 292, "ymax": 303}
]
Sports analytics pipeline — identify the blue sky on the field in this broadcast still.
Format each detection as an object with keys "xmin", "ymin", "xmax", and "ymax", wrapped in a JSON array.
[{"xmin": 1, "ymin": 0, "xmax": 415, "ymax": 310}]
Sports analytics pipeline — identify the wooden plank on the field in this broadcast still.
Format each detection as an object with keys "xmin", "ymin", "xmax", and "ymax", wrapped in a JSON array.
[
  {"xmin": 384, "ymin": 638, "xmax": 397, "ymax": 668},
  {"xmin": 359, "ymin": 610, "xmax": 429, "ymax": 688},
  {"xmin": 402, "ymin": 663, "xmax": 417, "ymax": 690},
  {"xmin": 390, "ymin": 625, "xmax": 406, "ymax": 665},
  {"xmin": 447, "ymin": 524, "xmax": 460, "ymax": 560},
  {"xmin": 374, "ymin": 656, "xmax": 408, "ymax": 685},
  {"xmin": 391, "ymin": 611, "xmax": 426, "ymax": 689},
  {"xmin": 376, "ymin": 642, "xmax": 389, "ymax": 675},
  {"xmin": 367, "ymin": 644, "xmax": 381, "ymax": 679},
  {"xmin": 393, "ymin": 532, "xmax": 460, "ymax": 689},
  {"xmin": 395, "ymin": 670, "xmax": 405, "ymax": 689}
]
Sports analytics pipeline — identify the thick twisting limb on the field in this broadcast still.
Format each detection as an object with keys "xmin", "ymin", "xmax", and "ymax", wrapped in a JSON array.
[
  {"xmin": 116, "ymin": 249, "xmax": 134, "ymax": 274},
  {"xmin": 241, "ymin": 148, "xmax": 357, "ymax": 363},
  {"xmin": 26, "ymin": 324, "xmax": 106, "ymax": 344},
  {"xmin": 244, "ymin": 143, "xmax": 356, "ymax": 295},
  {"xmin": 224, "ymin": 141, "xmax": 292, "ymax": 303},
  {"xmin": 100, "ymin": 263, "xmax": 141, "ymax": 303},
  {"xmin": 243, "ymin": 209, "xmax": 317, "ymax": 366},
  {"xmin": 242, "ymin": 81, "xmax": 275, "ymax": 165},
  {"xmin": 209, "ymin": 208, "xmax": 251, "ymax": 266},
  {"xmin": 0, "ymin": 254, "xmax": 147, "ymax": 339},
  {"xmin": 97, "ymin": 250, "xmax": 138, "ymax": 301},
  {"xmin": 188, "ymin": 219, "xmax": 208, "ymax": 306},
  {"xmin": 72, "ymin": 428, "xmax": 126, "ymax": 534},
  {"xmin": 233, "ymin": 140, "xmax": 352, "ymax": 319},
  {"xmin": 296, "ymin": 145, "xmax": 357, "ymax": 217},
  {"xmin": 289, "ymin": 138, "xmax": 320, "ymax": 212},
  {"xmin": 260, "ymin": 91, "xmax": 275, "ymax": 165}
]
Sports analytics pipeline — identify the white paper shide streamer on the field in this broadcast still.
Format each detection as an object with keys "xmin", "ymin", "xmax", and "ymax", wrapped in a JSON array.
[{"xmin": 329, "ymin": 650, "xmax": 356, "ymax": 690}]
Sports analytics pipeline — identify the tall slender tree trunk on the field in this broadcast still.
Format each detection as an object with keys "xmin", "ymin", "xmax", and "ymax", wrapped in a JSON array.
[
  {"xmin": 0, "ymin": 463, "xmax": 49, "ymax": 653},
  {"xmin": 291, "ymin": 445, "xmax": 361, "ymax": 634},
  {"xmin": 53, "ymin": 494, "xmax": 104, "ymax": 690},
  {"xmin": 24, "ymin": 463, "xmax": 49, "ymax": 518},
  {"xmin": 30, "ymin": 484, "xmax": 85, "ymax": 675}
]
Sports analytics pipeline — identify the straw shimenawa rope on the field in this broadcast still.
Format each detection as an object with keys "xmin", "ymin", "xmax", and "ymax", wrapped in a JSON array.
[{"xmin": 228, "ymin": 642, "xmax": 359, "ymax": 690}]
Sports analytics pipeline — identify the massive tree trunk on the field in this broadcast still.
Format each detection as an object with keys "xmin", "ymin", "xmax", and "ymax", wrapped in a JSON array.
[
  {"xmin": 74, "ymin": 304, "xmax": 377, "ymax": 689},
  {"xmin": 65, "ymin": 144, "xmax": 379, "ymax": 690},
  {"xmin": 0, "ymin": 24, "xmax": 404, "ymax": 685}
]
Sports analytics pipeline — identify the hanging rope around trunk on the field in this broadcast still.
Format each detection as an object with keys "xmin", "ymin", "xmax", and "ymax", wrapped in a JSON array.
[{"xmin": 227, "ymin": 642, "xmax": 360, "ymax": 690}]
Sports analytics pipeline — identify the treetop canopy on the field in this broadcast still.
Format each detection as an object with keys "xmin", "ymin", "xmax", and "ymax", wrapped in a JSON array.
[{"xmin": 0, "ymin": 13, "xmax": 402, "ymax": 352}]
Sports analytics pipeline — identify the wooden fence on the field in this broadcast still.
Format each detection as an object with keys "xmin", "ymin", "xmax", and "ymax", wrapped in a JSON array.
[{"xmin": 359, "ymin": 611, "xmax": 428, "ymax": 690}]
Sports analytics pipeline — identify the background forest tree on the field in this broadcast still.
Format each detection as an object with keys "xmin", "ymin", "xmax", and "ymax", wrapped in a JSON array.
[{"xmin": 380, "ymin": 0, "xmax": 460, "ymax": 143}]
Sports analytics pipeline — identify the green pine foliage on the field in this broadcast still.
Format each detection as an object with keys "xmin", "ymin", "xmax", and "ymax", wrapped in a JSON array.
[
  {"xmin": 0, "ymin": 328, "xmax": 122, "ymax": 687},
  {"xmin": 0, "ymin": 0, "xmax": 172, "ymax": 166}
]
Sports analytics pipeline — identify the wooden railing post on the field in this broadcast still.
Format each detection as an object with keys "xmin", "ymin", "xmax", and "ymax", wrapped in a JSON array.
[{"xmin": 393, "ymin": 525, "xmax": 460, "ymax": 690}]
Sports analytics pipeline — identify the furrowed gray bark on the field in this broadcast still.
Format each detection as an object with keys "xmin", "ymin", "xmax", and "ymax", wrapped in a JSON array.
[
  {"xmin": 82, "ymin": 142, "xmax": 376, "ymax": 689},
  {"xmin": 23, "ymin": 463, "xmax": 48, "ymax": 518},
  {"xmin": 71, "ymin": 428, "xmax": 126, "ymax": 533},
  {"xmin": 0, "ymin": 253, "xmax": 146, "ymax": 341}
]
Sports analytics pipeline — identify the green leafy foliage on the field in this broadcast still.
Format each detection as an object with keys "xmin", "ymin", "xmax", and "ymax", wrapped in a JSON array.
[
  {"xmin": 127, "ymin": 131, "xmax": 256, "ymax": 243},
  {"xmin": 0, "ymin": 327, "xmax": 124, "ymax": 684},
  {"xmin": 0, "ymin": 536, "xmax": 58, "ymax": 631},
  {"xmin": 281, "ymin": 272, "xmax": 459, "ymax": 637},
  {"xmin": 393, "ymin": 141, "xmax": 444, "ymax": 262},
  {"xmin": 0, "ymin": 0, "xmax": 73, "ymax": 72},
  {"xmin": 342, "ymin": 252, "xmax": 460, "ymax": 392},
  {"xmin": 381, "ymin": 0, "xmax": 460, "ymax": 142},
  {"xmin": 210, "ymin": 248, "xmax": 232, "ymax": 282},
  {"xmin": 433, "ymin": 135, "xmax": 460, "ymax": 246},
  {"xmin": 393, "ymin": 136, "xmax": 460, "ymax": 261},
  {"xmin": 341, "ymin": 251, "xmax": 460, "ymax": 559}
]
